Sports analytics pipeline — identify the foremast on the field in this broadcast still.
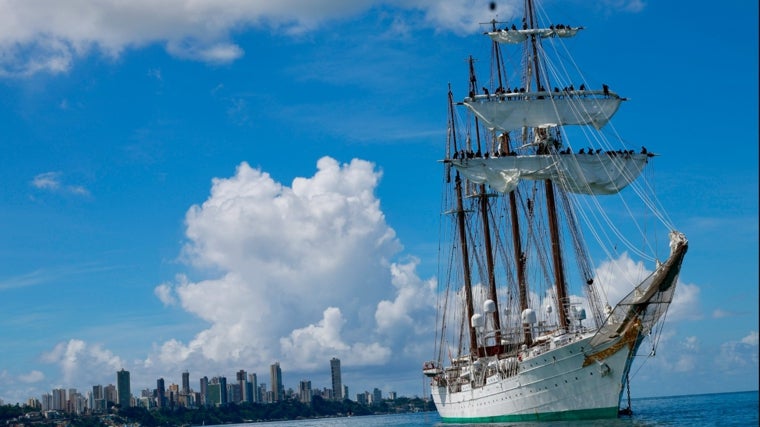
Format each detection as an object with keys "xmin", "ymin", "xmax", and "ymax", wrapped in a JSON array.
[{"xmin": 448, "ymin": 86, "xmax": 479, "ymax": 356}]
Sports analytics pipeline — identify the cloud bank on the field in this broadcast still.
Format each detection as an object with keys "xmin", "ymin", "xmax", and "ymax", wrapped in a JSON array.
[{"xmin": 0, "ymin": 0, "xmax": 522, "ymax": 77}]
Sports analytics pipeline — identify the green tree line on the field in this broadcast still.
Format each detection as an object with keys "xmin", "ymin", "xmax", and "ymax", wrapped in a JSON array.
[{"xmin": 1, "ymin": 396, "xmax": 435, "ymax": 426}]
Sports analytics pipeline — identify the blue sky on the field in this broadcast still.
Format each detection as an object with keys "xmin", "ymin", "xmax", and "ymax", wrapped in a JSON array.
[{"xmin": 0, "ymin": 0, "xmax": 757, "ymax": 405}]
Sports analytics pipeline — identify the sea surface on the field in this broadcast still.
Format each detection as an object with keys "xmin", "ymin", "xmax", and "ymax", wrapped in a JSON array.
[{"xmin": 211, "ymin": 390, "xmax": 757, "ymax": 427}]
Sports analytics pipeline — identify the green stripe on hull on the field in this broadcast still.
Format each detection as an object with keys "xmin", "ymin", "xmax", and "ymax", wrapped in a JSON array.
[{"xmin": 439, "ymin": 406, "xmax": 619, "ymax": 423}]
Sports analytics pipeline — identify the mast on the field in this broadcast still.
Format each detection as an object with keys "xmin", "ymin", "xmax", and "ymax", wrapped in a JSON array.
[
  {"xmin": 449, "ymin": 87, "xmax": 479, "ymax": 355},
  {"xmin": 487, "ymin": 22, "xmax": 532, "ymax": 346},
  {"xmin": 526, "ymin": 0, "xmax": 569, "ymax": 329},
  {"xmin": 456, "ymin": 173, "xmax": 479, "ymax": 354},
  {"xmin": 490, "ymin": 19, "xmax": 504, "ymax": 92},
  {"xmin": 478, "ymin": 184, "xmax": 502, "ymax": 346},
  {"xmin": 499, "ymin": 133, "xmax": 533, "ymax": 346},
  {"xmin": 468, "ymin": 55, "xmax": 502, "ymax": 346}
]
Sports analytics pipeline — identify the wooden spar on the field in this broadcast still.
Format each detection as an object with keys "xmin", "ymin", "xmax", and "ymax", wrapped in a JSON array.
[
  {"xmin": 498, "ymin": 134, "xmax": 533, "ymax": 346},
  {"xmin": 468, "ymin": 56, "xmax": 502, "ymax": 346},
  {"xmin": 490, "ymin": 19, "xmax": 504, "ymax": 92},
  {"xmin": 448, "ymin": 86, "xmax": 459, "ymax": 154},
  {"xmin": 545, "ymin": 180, "xmax": 569, "ymax": 329},
  {"xmin": 489, "ymin": 20, "xmax": 533, "ymax": 346},
  {"xmin": 479, "ymin": 186, "xmax": 502, "ymax": 345},
  {"xmin": 455, "ymin": 173, "xmax": 479, "ymax": 355},
  {"xmin": 526, "ymin": 0, "xmax": 569, "ymax": 330},
  {"xmin": 448, "ymin": 85, "xmax": 479, "ymax": 355}
]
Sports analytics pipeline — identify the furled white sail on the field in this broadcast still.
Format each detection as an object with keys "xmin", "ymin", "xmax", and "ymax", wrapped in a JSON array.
[
  {"xmin": 487, "ymin": 27, "xmax": 582, "ymax": 44},
  {"xmin": 464, "ymin": 94, "xmax": 623, "ymax": 130},
  {"xmin": 450, "ymin": 154, "xmax": 648, "ymax": 194}
]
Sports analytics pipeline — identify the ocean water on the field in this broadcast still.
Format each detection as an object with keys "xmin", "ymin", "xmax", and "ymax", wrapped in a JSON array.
[{"xmin": 215, "ymin": 391, "xmax": 758, "ymax": 427}]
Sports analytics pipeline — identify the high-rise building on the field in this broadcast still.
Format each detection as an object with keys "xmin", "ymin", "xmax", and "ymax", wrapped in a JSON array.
[
  {"xmin": 40, "ymin": 393, "xmax": 52, "ymax": 411},
  {"xmin": 355, "ymin": 392, "xmax": 367, "ymax": 405},
  {"xmin": 91, "ymin": 385, "xmax": 106, "ymax": 412},
  {"xmin": 92, "ymin": 385, "xmax": 103, "ymax": 400},
  {"xmin": 206, "ymin": 383, "xmax": 221, "ymax": 406},
  {"xmin": 182, "ymin": 371, "xmax": 190, "ymax": 395},
  {"xmin": 258, "ymin": 383, "xmax": 268, "ymax": 403},
  {"xmin": 156, "ymin": 378, "xmax": 166, "ymax": 409},
  {"xmin": 52, "ymin": 388, "xmax": 66, "ymax": 411},
  {"xmin": 219, "ymin": 376, "xmax": 228, "ymax": 405},
  {"xmin": 236, "ymin": 370, "xmax": 247, "ymax": 404},
  {"xmin": 270, "ymin": 362, "xmax": 283, "ymax": 402},
  {"xmin": 227, "ymin": 383, "xmax": 240, "ymax": 403},
  {"xmin": 168, "ymin": 383, "xmax": 179, "ymax": 408},
  {"xmin": 26, "ymin": 398, "xmax": 40, "ymax": 409},
  {"xmin": 200, "ymin": 376, "xmax": 208, "ymax": 406},
  {"xmin": 330, "ymin": 358, "xmax": 342, "ymax": 401},
  {"xmin": 298, "ymin": 380, "xmax": 312, "ymax": 404},
  {"xmin": 248, "ymin": 373, "xmax": 258, "ymax": 403},
  {"xmin": 117, "ymin": 369, "xmax": 131, "ymax": 408},
  {"xmin": 204, "ymin": 376, "xmax": 228, "ymax": 406},
  {"xmin": 69, "ymin": 390, "xmax": 85, "ymax": 415},
  {"xmin": 104, "ymin": 384, "xmax": 117, "ymax": 405},
  {"xmin": 67, "ymin": 388, "xmax": 78, "ymax": 413}
]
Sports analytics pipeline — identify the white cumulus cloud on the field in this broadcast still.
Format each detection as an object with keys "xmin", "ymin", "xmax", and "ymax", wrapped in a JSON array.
[
  {"xmin": 375, "ymin": 258, "xmax": 436, "ymax": 336},
  {"xmin": 42, "ymin": 339, "xmax": 124, "ymax": 387},
  {"xmin": 148, "ymin": 156, "xmax": 436, "ymax": 381},
  {"xmin": 280, "ymin": 307, "xmax": 392, "ymax": 370}
]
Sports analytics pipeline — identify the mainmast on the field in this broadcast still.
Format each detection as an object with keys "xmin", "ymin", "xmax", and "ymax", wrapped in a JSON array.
[
  {"xmin": 487, "ymin": 21, "xmax": 533, "ymax": 346},
  {"xmin": 525, "ymin": 0, "xmax": 569, "ymax": 330},
  {"xmin": 448, "ymin": 87, "xmax": 479, "ymax": 354},
  {"xmin": 468, "ymin": 55, "xmax": 503, "ymax": 347}
]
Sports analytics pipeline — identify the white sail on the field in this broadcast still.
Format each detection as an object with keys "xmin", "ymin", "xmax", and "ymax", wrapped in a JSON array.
[
  {"xmin": 464, "ymin": 92, "xmax": 623, "ymax": 130},
  {"xmin": 450, "ymin": 154, "xmax": 648, "ymax": 194},
  {"xmin": 487, "ymin": 27, "xmax": 583, "ymax": 44}
]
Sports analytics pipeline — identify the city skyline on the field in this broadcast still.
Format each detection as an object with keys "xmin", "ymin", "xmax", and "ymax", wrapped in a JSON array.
[
  {"xmin": 12, "ymin": 356, "xmax": 393, "ymax": 411},
  {"xmin": 0, "ymin": 0, "xmax": 757, "ymax": 405}
]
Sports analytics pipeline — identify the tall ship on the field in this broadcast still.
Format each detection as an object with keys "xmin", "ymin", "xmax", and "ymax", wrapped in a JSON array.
[{"xmin": 423, "ymin": 0, "xmax": 688, "ymax": 422}]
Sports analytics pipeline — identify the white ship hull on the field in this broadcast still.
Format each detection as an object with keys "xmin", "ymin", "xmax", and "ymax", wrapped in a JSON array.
[{"xmin": 431, "ymin": 333, "xmax": 633, "ymax": 422}]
